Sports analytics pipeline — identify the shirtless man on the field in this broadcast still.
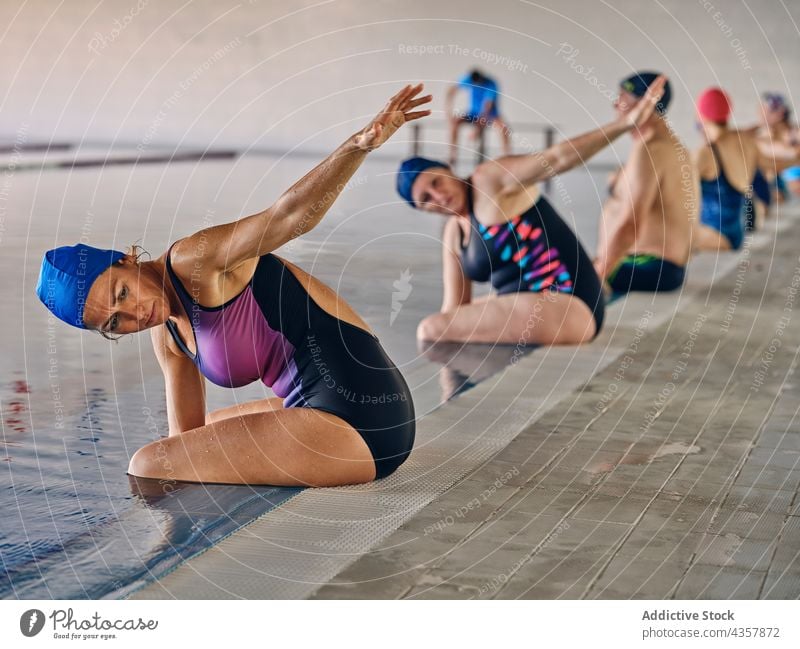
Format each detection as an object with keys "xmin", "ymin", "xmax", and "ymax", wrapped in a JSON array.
[{"xmin": 594, "ymin": 72, "xmax": 696, "ymax": 294}]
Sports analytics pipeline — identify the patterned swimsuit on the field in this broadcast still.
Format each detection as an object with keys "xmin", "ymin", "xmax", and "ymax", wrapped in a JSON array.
[{"xmin": 459, "ymin": 181, "xmax": 605, "ymax": 332}]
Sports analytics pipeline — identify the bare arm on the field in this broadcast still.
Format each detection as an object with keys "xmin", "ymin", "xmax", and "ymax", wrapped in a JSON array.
[
  {"xmin": 441, "ymin": 218, "xmax": 472, "ymax": 312},
  {"xmin": 594, "ymin": 144, "xmax": 659, "ymax": 279},
  {"xmin": 150, "ymin": 325, "xmax": 207, "ymax": 436},
  {"xmin": 476, "ymin": 76, "xmax": 667, "ymax": 191},
  {"xmin": 185, "ymin": 85, "xmax": 432, "ymax": 272},
  {"xmin": 757, "ymin": 138, "xmax": 800, "ymax": 172}
]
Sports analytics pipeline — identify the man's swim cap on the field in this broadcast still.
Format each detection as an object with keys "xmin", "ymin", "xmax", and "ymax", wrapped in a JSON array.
[
  {"xmin": 619, "ymin": 71, "xmax": 672, "ymax": 115},
  {"xmin": 396, "ymin": 157, "xmax": 450, "ymax": 207},
  {"xmin": 697, "ymin": 87, "xmax": 732, "ymax": 123},
  {"xmin": 783, "ymin": 166, "xmax": 800, "ymax": 182},
  {"xmin": 762, "ymin": 92, "xmax": 790, "ymax": 120},
  {"xmin": 36, "ymin": 244, "xmax": 125, "ymax": 329}
]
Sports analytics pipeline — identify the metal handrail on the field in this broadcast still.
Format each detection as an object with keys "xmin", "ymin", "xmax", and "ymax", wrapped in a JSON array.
[{"xmin": 409, "ymin": 119, "xmax": 558, "ymax": 193}]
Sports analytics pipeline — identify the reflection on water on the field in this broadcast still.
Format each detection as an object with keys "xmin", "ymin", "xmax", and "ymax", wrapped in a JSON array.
[
  {"xmin": 0, "ymin": 374, "xmax": 300, "ymax": 599},
  {"xmin": 418, "ymin": 340, "xmax": 536, "ymax": 402},
  {"xmin": 1, "ymin": 341, "xmax": 534, "ymax": 599}
]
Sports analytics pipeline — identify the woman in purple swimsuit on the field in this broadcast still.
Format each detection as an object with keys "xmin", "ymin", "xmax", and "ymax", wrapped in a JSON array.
[{"xmin": 36, "ymin": 85, "xmax": 431, "ymax": 486}]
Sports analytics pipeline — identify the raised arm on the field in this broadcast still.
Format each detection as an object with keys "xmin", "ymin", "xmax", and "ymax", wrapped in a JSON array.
[
  {"xmin": 757, "ymin": 137, "xmax": 800, "ymax": 172},
  {"xmin": 187, "ymin": 84, "xmax": 431, "ymax": 272},
  {"xmin": 476, "ymin": 76, "xmax": 666, "ymax": 191}
]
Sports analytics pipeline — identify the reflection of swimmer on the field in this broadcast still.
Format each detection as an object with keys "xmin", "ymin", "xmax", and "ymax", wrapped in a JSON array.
[
  {"xmin": 445, "ymin": 69, "xmax": 511, "ymax": 166},
  {"xmin": 36, "ymin": 85, "xmax": 432, "ymax": 487},
  {"xmin": 596, "ymin": 72, "xmax": 693, "ymax": 294},
  {"xmin": 396, "ymin": 76, "xmax": 666, "ymax": 346},
  {"xmin": 128, "ymin": 474, "xmax": 189, "ymax": 504},
  {"xmin": 416, "ymin": 339, "xmax": 534, "ymax": 403},
  {"xmin": 692, "ymin": 88, "xmax": 759, "ymax": 251}
]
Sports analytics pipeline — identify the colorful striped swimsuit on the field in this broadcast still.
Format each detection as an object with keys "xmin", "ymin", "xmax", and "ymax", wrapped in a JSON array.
[{"xmin": 459, "ymin": 182, "xmax": 605, "ymax": 332}]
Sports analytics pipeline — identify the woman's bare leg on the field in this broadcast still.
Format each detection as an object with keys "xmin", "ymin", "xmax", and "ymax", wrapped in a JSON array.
[
  {"xmin": 416, "ymin": 292, "xmax": 596, "ymax": 345},
  {"xmin": 205, "ymin": 397, "xmax": 284, "ymax": 425},
  {"xmin": 128, "ymin": 408, "xmax": 376, "ymax": 486}
]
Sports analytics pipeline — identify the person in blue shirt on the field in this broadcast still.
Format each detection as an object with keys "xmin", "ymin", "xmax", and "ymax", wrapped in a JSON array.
[
  {"xmin": 784, "ymin": 165, "xmax": 800, "ymax": 197},
  {"xmin": 445, "ymin": 69, "xmax": 511, "ymax": 165}
]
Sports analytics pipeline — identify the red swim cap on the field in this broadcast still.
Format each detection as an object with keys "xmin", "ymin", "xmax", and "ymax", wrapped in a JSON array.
[{"xmin": 697, "ymin": 87, "xmax": 732, "ymax": 122}]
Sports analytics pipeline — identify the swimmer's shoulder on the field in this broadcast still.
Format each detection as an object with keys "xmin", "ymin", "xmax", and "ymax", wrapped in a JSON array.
[{"xmin": 167, "ymin": 238, "xmax": 258, "ymax": 308}]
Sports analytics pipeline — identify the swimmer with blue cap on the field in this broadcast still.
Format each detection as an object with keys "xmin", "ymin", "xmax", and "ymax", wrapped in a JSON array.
[
  {"xmin": 752, "ymin": 92, "xmax": 800, "ymax": 208},
  {"xmin": 37, "ymin": 84, "xmax": 431, "ymax": 487},
  {"xmin": 397, "ymin": 75, "xmax": 667, "ymax": 347},
  {"xmin": 783, "ymin": 166, "xmax": 800, "ymax": 197}
]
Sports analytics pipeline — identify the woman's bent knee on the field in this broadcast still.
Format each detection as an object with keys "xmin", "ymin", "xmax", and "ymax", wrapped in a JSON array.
[
  {"xmin": 417, "ymin": 313, "xmax": 446, "ymax": 340},
  {"xmin": 128, "ymin": 441, "xmax": 174, "ymax": 480}
]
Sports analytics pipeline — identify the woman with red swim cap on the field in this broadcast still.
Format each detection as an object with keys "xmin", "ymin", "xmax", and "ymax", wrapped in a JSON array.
[{"xmin": 692, "ymin": 87, "xmax": 760, "ymax": 251}]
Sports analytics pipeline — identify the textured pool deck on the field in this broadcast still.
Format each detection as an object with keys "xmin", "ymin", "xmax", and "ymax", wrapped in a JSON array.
[{"xmin": 130, "ymin": 205, "xmax": 800, "ymax": 600}]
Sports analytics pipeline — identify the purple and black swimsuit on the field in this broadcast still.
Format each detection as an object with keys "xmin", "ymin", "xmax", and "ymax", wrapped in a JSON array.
[{"xmin": 163, "ymin": 243, "xmax": 415, "ymax": 479}]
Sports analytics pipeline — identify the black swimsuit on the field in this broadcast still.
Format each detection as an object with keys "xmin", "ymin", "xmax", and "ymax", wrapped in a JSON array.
[
  {"xmin": 164, "ymin": 248, "xmax": 415, "ymax": 479},
  {"xmin": 459, "ymin": 181, "xmax": 605, "ymax": 334}
]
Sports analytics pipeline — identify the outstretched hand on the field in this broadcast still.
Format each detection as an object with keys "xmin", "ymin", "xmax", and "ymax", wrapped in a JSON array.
[
  {"xmin": 625, "ymin": 75, "xmax": 667, "ymax": 130},
  {"xmin": 354, "ymin": 84, "xmax": 432, "ymax": 152}
]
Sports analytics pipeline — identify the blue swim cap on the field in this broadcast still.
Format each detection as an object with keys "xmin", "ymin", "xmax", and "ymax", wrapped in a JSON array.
[
  {"xmin": 783, "ymin": 166, "xmax": 800, "ymax": 182},
  {"xmin": 762, "ymin": 92, "xmax": 791, "ymax": 121},
  {"xmin": 36, "ymin": 244, "xmax": 125, "ymax": 329},
  {"xmin": 619, "ymin": 71, "xmax": 672, "ymax": 115},
  {"xmin": 396, "ymin": 157, "xmax": 450, "ymax": 207}
]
